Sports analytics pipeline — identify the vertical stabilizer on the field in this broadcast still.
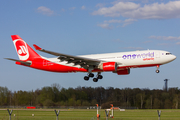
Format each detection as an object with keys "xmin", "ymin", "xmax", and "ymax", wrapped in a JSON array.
[{"xmin": 11, "ymin": 35, "xmax": 41, "ymax": 61}]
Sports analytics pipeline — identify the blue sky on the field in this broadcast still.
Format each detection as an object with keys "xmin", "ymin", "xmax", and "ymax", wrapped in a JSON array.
[{"xmin": 1, "ymin": 0, "xmax": 180, "ymax": 91}]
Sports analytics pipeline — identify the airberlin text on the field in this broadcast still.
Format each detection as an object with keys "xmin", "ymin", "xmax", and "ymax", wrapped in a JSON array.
[{"xmin": 122, "ymin": 52, "xmax": 154, "ymax": 61}]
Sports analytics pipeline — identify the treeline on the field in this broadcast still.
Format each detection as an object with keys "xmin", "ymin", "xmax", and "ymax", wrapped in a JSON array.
[{"xmin": 0, "ymin": 84, "xmax": 180, "ymax": 109}]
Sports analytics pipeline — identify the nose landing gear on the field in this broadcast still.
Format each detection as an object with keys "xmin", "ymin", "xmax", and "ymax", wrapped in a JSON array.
[{"xmin": 156, "ymin": 65, "xmax": 160, "ymax": 73}]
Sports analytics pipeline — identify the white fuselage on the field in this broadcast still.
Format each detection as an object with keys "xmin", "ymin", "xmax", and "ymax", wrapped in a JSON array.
[{"xmin": 47, "ymin": 50, "xmax": 176, "ymax": 70}]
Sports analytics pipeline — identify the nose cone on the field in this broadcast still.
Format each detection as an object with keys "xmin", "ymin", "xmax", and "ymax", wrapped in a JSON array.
[
  {"xmin": 164, "ymin": 54, "xmax": 176, "ymax": 64},
  {"xmin": 172, "ymin": 55, "xmax": 176, "ymax": 61}
]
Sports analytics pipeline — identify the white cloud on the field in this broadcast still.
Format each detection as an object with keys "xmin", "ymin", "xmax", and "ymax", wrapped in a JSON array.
[
  {"xmin": 81, "ymin": 6, "xmax": 86, "ymax": 10},
  {"xmin": 149, "ymin": 36, "xmax": 180, "ymax": 41},
  {"xmin": 96, "ymin": 3, "xmax": 106, "ymax": 8},
  {"xmin": 149, "ymin": 35, "xmax": 180, "ymax": 46},
  {"xmin": 122, "ymin": 18, "xmax": 137, "ymax": 27},
  {"xmin": 104, "ymin": 19, "xmax": 122, "ymax": 23},
  {"xmin": 61, "ymin": 8, "xmax": 65, "ymax": 12},
  {"xmin": 111, "ymin": 0, "xmax": 149, "ymax": 4},
  {"xmin": 97, "ymin": 23, "xmax": 113, "ymax": 29},
  {"xmin": 98, "ymin": 18, "xmax": 137, "ymax": 29},
  {"xmin": 92, "ymin": 2, "xmax": 140, "ymax": 17},
  {"xmin": 70, "ymin": 7, "xmax": 76, "ymax": 10},
  {"xmin": 121, "ymin": 47, "xmax": 144, "ymax": 50},
  {"xmin": 143, "ymin": 40, "xmax": 152, "ymax": 43},
  {"xmin": 157, "ymin": 43, "xmax": 170, "ymax": 46},
  {"xmin": 176, "ymin": 42, "xmax": 180, "ymax": 45},
  {"xmin": 37, "ymin": 6, "xmax": 54, "ymax": 16},
  {"xmin": 92, "ymin": 1, "xmax": 180, "ymax": 19}
]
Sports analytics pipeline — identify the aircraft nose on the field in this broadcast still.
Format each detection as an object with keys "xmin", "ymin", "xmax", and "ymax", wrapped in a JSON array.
[{"xmin": 172, "ymin": 55, "xmax": 176, "ymax": 60}]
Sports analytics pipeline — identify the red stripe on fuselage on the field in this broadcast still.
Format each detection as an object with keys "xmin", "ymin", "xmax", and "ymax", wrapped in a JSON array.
[
  {"xmin": 16, "ymin": 58, "xmax": 161, "ymax": 73},
  {"xmin": 16, "ymin": 58, "xmax": 88, "ymax": 72},
  {"xmin": 31, "ymin": 58, "xmax": 87, "ymax": 72}
]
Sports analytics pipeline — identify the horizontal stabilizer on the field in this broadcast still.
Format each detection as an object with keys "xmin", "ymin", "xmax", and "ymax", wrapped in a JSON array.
[
  {"xmin": 33, "ymin": 44, "xmax": 42, "ymax": 50},
  {"xmin": 4, "ymin": 58, "xmax": 31, "ymax": 66}
]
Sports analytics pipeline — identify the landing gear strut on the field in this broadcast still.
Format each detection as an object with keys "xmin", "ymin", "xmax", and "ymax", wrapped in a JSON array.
[
  {"xmin": 93, "ymin": 72, "xmax": 103, "ymax": 82},
  {"xmin": 156, "ymin": 65, "xmax": 160, "ymax": 73}
]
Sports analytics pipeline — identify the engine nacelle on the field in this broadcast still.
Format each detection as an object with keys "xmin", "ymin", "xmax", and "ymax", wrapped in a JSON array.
[
  {"xmin": 116, "ymin": 69, "xmax": 130, "ymax": 75},
  {"xmin": 98, "ymin": 62, "xmax": 117, "ymax": 71}
]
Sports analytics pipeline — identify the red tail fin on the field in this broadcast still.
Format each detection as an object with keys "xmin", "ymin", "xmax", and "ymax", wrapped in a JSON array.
[{"xmin": 11, "ymin": 35, "xmax": 41, "ymax": 61}]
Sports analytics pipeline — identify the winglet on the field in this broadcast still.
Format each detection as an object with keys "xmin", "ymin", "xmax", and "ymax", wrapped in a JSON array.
[{"xmin": 33, "ymin": 44, "xmax": 42, "ymax": 50}]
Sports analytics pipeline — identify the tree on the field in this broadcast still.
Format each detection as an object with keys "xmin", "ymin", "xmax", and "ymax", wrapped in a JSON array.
[
  {"xmin": 68, "ymin": 98, "xmax": 75, "ymax": 106},
  {"xmin": 0, "ymin": 85, "xmax": 179, "ymax": 108},
  {"xmin": 43, "ymin": 99, "xmax": 54, "ymax": 106},
  {"xmin": 164, "ymin": 99, "xmax": 172, "ymax": 109},
  {"xmin": 82, "ymin": 100, "xmax": 90, "ymax": 106},
  {"xmin": 153, "ymin": 98, "xmax": 161, "ymax": 109},
  {"xmin": 140, "ymin": 93, "xmax": 145, "ymax": 109},
  {"xmin": 76, "ymin": 100, "xmax": 81, "ymax": 106},
  {"xmin": 145, "ymin": 98, "xmax": 151, "ymax": 109},
  {"xmin": 51, "ymin": 83, "xmax": 61, "ymax": 102},
  {"xmin": 0, "ymin": 86, "xmax": 9, "ymax": 106},
  {"xmin": 91, "ymin": 99, "xmax": 98, "ymax": 106},
  {"xmin": 39, "ymin": 86, "xmax": 55, "ymax": 105},
  {"xmin": 172, "ymin": 94, "xmax": 179, "ymax": 109},
  {"xmin": 14, "ymin": 90, "xmax": 31, "ymax": 106}
]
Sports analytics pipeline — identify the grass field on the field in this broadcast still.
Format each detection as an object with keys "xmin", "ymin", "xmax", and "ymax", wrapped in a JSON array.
[{"xmin": 0, "ymin": 109, "xmax": 180, "ymax": 120}]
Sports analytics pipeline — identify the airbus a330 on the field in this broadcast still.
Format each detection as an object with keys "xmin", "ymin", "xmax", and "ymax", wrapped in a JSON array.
[{"xmin": 5, "ymin": 35, "xmax": 176, "ymax": 82}]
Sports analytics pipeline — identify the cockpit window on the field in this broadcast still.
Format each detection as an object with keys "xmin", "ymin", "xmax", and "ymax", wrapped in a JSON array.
[{"xmin": 166, "ymin": 53, "xmax": 172, "ymax": 55}]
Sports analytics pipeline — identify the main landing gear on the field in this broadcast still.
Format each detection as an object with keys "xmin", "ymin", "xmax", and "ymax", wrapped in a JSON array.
[
  {"xmin": 156, "ymin": 65, "xmax": 160, "ymax": 73},
  {"xmin": 84, "ymin": 73, "xmax": 94, "ymax": 81},
  {"xmin": 84, "ymin": 72, "xmax": 103, "ymax": 82}
]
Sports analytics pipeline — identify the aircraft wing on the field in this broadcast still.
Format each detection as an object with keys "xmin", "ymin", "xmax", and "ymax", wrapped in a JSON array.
[
  {"xmin": 4, "ymin": 58, "xmax": 32, "ymax": 66},
  {"xmin": 33, "ymin": 44, "xmax": 102, "ymax": 68}
]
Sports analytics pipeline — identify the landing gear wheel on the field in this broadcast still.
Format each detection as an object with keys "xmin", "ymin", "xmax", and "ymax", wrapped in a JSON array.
[
  {"xmin": 97, "ymin": 72, "xmax": 103, "ymax": 79},
  {"xmin": 156, "ymin": 70, "xmax": 160, "ymax": 73},
  {"xmin": 84, "ymin": 76, "xmax": 89, "ymax": 81},
  {"xmin": 89, "ymin": 73, "xmax": 94, "ymax": 78},
  {"xmin": 93, "ymin": 78, "xmax": 98, "ymax": 82},
  {"xmin": 97, "ymin": 75, "xmax": 103, "ymax": 79}
]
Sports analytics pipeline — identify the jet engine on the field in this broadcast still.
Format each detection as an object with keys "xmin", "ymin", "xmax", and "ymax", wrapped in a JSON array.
[
  {"xmin": 116, "ymin": 69, "xmax": 130, "ymax": 75},
  {"xmin": 98, "ymin": 62, "xmax": 117, "ymax": 71}
]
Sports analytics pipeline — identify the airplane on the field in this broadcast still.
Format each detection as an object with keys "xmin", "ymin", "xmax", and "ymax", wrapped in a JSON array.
[{"xmin": 5, "ymin": 35, "xmax": 176, "ymax": 82}]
